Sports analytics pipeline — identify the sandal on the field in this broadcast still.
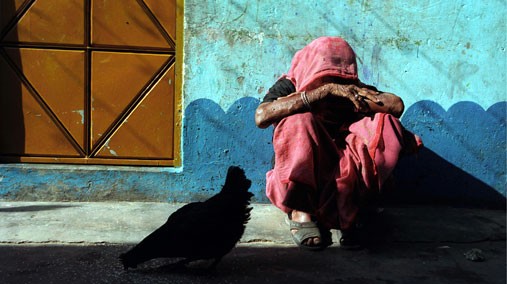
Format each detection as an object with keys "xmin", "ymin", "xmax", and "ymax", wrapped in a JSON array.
[{"xmin": 285, "ymin": 214, "xmax": 326, "ymax": 251}]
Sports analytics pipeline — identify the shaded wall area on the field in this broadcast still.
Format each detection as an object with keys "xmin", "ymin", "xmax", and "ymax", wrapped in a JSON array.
[
  {"xmin": 182, "ymin": 97, "xmax": 272, "ymax": 202},
  {"xmin": 394, "ymin": 101, "xmax": 506, "ymax": 208}
]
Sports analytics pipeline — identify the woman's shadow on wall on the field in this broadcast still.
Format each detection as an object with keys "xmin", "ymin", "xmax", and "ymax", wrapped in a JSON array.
[{"xmin": 391, "ymin": 100, "xmax": 506, "ymax": 209}]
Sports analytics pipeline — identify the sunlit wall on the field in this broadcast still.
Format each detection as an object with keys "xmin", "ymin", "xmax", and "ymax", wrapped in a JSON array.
[{"xmin": 182, "ymin": 0, "xmax": 506, "ymax": 206}]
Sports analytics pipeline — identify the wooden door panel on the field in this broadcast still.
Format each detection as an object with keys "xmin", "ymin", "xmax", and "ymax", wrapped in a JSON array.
[
  {"xmin": 3, "ymin": 0, "xmax": 85, "ymax": 45},
  {"xmin": 95, "ymin": 64, "xmax": 175, "ymax": 159},
  {"xmin": 0, "ymin": 0, "xmax": 180, "ymax": 166},
  {"xmin": 5, "ymin": 47, "xmax": 86, "ymax": 149},
  {"xmin": 21, "ymin": 86, "xmax": 83, "ymax": 156},
  {"xmin": 0, "ymin": 0, "xmax": 28, "ymax": 33},
  {"xmin": 144, "ymin": 0, "xmax": 177, "ymax": 42},
  {"xmin": 91, "ymin": 0, "xmax": 172, "ymax": 49},
  {"xmin": 1, "ymin": 48, "xmax": 83, "ymax": 156},
  {"xmin": 90, "ymin": 52, "xmax": 171, "ymax": 149}
]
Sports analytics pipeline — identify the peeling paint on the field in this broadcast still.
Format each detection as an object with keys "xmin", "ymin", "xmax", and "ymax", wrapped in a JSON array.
[
  {"xmin": 72, "ymin": 110, "xmax": 85, "ymax": 124},
  {"xmin": 103, "ymin": 141, "xmax": 119, "ymax": 157}
]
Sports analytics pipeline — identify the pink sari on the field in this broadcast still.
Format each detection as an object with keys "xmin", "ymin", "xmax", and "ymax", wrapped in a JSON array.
[{"xmin": 265, "ymin": 37, "xmax": 422, "ymax": 230}]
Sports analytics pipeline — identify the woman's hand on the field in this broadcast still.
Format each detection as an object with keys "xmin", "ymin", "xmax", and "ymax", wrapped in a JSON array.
[
  {"xmin": 255, "ymin": 82, "xmax": 405, "ymax": 129},
  {"xmin": 306, "ymin": 83, "xmax": 380, "ymax": 113},
  {"xmin": 307, "ymin": 83, "xmax": 404, "ymax": 117}
]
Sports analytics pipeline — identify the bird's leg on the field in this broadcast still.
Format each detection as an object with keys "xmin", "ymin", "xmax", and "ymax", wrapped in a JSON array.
[
  {"xmin": 175, "ymin": 258, "xmax": 192, "ymax": 268},
  {"xmin": 208, "ymin": 256, "xmax": 223, "ymax": 270}
]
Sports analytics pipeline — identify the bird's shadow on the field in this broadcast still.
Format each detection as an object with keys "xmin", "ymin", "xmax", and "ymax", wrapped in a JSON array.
[
  {"xmin": 127, "ymin": 258, "xmax": 220, "ymax": 277},
  {"xmin": 119, "ymin": 211, "xmax": 400, "ymax": 278}
]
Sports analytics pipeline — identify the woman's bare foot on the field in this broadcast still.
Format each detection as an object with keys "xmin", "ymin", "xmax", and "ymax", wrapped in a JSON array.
[{"xmin": 290, "ymin": 210, "xmax": 321, "ymax": 246}]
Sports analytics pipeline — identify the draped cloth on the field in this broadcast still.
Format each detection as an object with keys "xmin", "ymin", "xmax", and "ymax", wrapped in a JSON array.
[
  {"xmin": 264, "ymin": 37, "xmax": 422, "ymax": 230},
  {"xmin": 265, "ymin": 112, "xmax": 422, "ymax": 230},
  {"xmin": 284, "ymin": 36, "xmax": 358, "ymax": 92}
]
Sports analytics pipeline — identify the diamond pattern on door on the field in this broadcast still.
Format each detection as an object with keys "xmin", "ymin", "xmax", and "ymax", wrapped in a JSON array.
[
  {"xmin": 3, "ymin": 0, "xmax": 85, "ymax": 45},
  {"xmin": 4, "ymin": 47, "xmax": 86, "ymax": 149},
  {"xmin": 95, "ymin": 64, "xmax": 176, "ymax": 159},
  {"xmin": 91, "ymin": 0, "xmax": 174, "ymax": 49},
  {"xmin": 0, "ymin": 54, "xmax": 82, "ymax": 156},
  {"xmin": 143, "ymin": 0, "xmax": 177, "ymax": 44},
  {"xmin": 0, "ymin": 0, "xmax": 28, "ymax": 33},
  {"xmin": 90, "ymin": 52, "xmax": 171, "ymax": 149},
  {"xmin": 0, "ymin": 0, "xmax": 180, "ymax": 166}
]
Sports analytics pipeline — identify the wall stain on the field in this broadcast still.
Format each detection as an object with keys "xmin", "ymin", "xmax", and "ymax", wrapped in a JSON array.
[
  {"xmin": 237, "ymin": 76, "xmax": 245, "ymax": 84},
  {"xmin": 448, "ymin": 61, "xmax": 479, "ymax": 99}
]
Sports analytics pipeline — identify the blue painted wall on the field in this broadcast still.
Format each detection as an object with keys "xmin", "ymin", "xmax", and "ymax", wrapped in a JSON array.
[{"xmin": 0, "ymin": 1, "xmax": 505, "ymax": 207}]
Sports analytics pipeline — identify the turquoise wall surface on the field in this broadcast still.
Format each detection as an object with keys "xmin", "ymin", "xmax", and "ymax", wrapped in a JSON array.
[{"xmin": 1, "ymin": 1, "xmax": 505, "ymax": 207}]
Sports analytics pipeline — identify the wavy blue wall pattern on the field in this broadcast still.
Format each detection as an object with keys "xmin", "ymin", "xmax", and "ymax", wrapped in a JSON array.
[
  {"xmin": 182, "ymin": 99, "xmax": 506, "ymax": 207},
  {"xmin": 0, "ymin": 98, "xmax": 504, "ymax": 207},
  {"xmin": 183, "ymin": 97, "xmax": 273, "ymax": 202}
]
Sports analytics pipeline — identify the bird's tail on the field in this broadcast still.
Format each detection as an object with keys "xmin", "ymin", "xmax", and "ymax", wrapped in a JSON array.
[
  {"xmin": 221, "ymin": 166, "xmax": 252, "ymax": 194},
  {"xmin": 119, "ymin": 250, "xmax": 138, "ymax": 270}
]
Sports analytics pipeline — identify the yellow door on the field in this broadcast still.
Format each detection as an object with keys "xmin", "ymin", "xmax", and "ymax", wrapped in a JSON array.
[{"xmin": 0, "ymin": 0, "xmax": 181, "ymax": 166}]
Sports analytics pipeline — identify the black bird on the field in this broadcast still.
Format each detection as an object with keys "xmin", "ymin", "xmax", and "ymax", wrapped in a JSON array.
[{"xmin": 120, "ymin": 166, "xmax": 253, "ymax": 270}]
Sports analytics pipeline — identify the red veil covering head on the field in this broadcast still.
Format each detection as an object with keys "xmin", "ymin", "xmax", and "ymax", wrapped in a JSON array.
[{"xmin": 284, "ymin": 37, "xmax": 358, "ymax": 92}]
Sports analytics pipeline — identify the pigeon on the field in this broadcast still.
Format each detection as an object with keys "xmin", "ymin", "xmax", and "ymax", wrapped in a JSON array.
[{"xmin": 119, "ymin": 166, "xmax": 253, "ymax": 270}]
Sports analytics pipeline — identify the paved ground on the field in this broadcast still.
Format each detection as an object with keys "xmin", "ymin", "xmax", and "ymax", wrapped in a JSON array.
[{"xmin": 0, "ymin": 202, "xmax": 505, "ymax": 284}]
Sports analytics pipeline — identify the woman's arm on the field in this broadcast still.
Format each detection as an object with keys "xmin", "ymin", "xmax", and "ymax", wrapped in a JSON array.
[
  {"xmin": 255, "ymin": 92, "xmax": 308, "ymax": 128},
  {"xmin": 255, "ymin": 83, "xmax": 404, "ymax": 128},
  {"xmin": 364, "ymin": 92, "xmax": 404, "ymax": 118}
]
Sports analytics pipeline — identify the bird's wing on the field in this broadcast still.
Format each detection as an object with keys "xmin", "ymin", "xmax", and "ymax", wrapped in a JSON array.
[{"xmin": 158, "ymin": 202, "xmax": 216, "ymax": 242}]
